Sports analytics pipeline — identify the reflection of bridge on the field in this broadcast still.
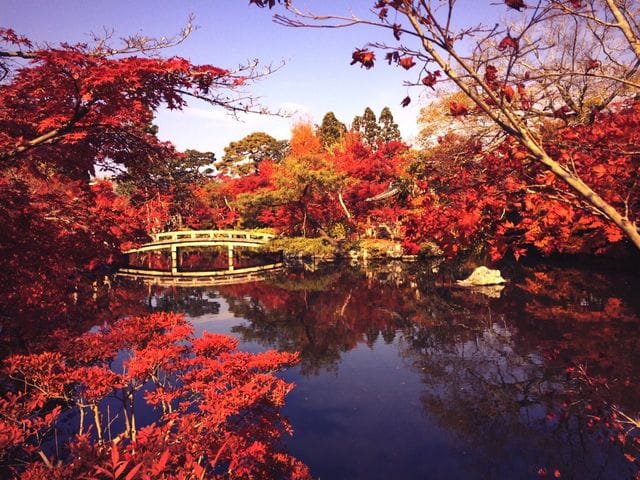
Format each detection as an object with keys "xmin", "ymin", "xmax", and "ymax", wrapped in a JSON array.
[
  {"xmin": 117, "ymin": 264, "xmax": 285, "ymax": 287},
  {"xmin": 121, "ymin": 230, "xmax": 280, "ymax": 277}
]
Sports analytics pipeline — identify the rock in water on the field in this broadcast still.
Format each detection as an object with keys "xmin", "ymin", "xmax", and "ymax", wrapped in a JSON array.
[{"xmin": 457, "ymin": 266, "xmax": 506, "ymax": 286}]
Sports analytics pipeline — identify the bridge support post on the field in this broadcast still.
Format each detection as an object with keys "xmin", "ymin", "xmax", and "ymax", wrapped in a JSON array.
[
  {"xmin": 228, "ymin": 244, "xmax": 234, "ymax": 271},
  {"xmin": 171, "ymin": 245, "xmax": 178, "ymax": 275}
]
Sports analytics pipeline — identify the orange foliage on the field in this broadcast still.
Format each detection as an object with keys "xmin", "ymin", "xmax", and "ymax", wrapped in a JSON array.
[{"xmin": 289, "ymin": 121, "xmax": 322, "ymax": 157}]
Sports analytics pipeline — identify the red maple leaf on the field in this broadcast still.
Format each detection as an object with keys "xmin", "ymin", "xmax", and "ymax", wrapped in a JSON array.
[
  {"xmin": 385, "ymin": 51, "xmax": 400, "ymax": 65},
  {"xmin": 449, "ymin": 101, "xmax": 469, "ymax": 117},
  {"xmin": 498, "ymin": 35, "xmax": 518, "ymax": 51},
  {"xmin": 502, "ymin": 84, "xmax": 515, "ymax": 102},
  {"xmin": 421, "ymin": 70, "xmax": 441, "ymax": 89},
  {"xmin": 505, "ymin": 0, "xmax": 526, "ymax": 11},
  {"xmin": 398, "ymin": 56, "xmax": 416, "ymax": 70},
  {"xmin": 586, "ymin": 59, "xmax": 601, "ymax": 71},
  {"xmin": 393, "ymin": 23, "xmax": 402, "ymax": 40},
  {"xmin": 248, "ymin": 0, "xmax": 280, "ymax": 8},
  {"xmin": 485, "ymin": 65, "xmax": 499, "ymax": 84},
  {"xmin": 350, "ymin": 48, "xmax": 376, "ymax": 69}
]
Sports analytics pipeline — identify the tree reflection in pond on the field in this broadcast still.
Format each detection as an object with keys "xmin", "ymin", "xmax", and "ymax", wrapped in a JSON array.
[{"xmin": 119, "ymin": 262, "xmax": 640, "ymax": 479}]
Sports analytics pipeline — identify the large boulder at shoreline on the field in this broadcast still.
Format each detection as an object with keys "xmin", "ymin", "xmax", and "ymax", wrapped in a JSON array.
[{"xmin": 457, "ymin": 266, "xmax": 506, "ymax": 286}]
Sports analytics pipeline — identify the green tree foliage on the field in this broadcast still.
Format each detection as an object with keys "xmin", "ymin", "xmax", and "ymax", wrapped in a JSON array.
[
  {"xmin": 350, "ymin": 106, "xmax": 401, "ymax": 149},
  {"xmin": 361, "ymin": 107, "xmax": 380, "ymax": 148},
  {"xmin": 218, "ymin": 131, "xmax": 288, "ymax": 176},
  {"xmin": 119, "ymin": 149, "xmax": 215, "ymax": 194},
  {"xmin": 318, "ymin": 111, "xmax": 347, "ymax": 150},
  {"xmin": 243, "ymin": 152, "xmax": 346, "ymax": 239},
  {"xmin": 379, "ymin": 107, "xmax": 401, "ymax": 143},
  {"xmin": 352, "ymin": 114, "xmax": 362, "ymax": 133},
  {"xmin": 221, "ymin": 123, "xmax": 347, "ymax": 239}
]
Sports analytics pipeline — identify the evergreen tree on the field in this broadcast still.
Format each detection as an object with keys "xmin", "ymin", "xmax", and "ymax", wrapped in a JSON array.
[
  {"xmin": 218, "ymin": 132, "xmax": 288, "ymax": 176},
  {"xmin": 118, "ymin": 149, "xmax": 215, "ymax": 196},
  {"xmin": 117, "ymin": 148, "xmax": 216, "ymax": 228},
  {"xmin": 379, "ymin": 106, "xmax": 401, "ymax": 143},
  {"xmin": 319, "ymin": 111, "xmax": 347, "ymax": 150},
  {"xmin": 352, "ymin": 115, "xmax": 362, "ymax": 133},
  {"xmin": 361, "ymin": 107, "xmax": 380, "ymax": 147}
]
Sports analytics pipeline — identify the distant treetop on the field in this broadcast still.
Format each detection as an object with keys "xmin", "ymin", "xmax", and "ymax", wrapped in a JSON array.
[
  {"xmin": 351, "ymin": 106, "xmax": 402, "ymax": 149},
  {"xmin": 218, "ymin": 131, "xmax": 289, "ymax": 176},
  {"xmin": 318, "ymin": 111, "xmax": 347, "ymax": 150}
]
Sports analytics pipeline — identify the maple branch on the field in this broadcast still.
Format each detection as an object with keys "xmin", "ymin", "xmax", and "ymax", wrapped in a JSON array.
[
  {"xmin": 1, "ymin": 18, "xmax": 195, "ymax": 62},
  {"xmin": 624, "ymin": 178, "xmax": 638, "ymax": 220},
  {"xmin": 550, "ymin": 0, "xmax": 640, "ymax": 60},
  {"xmin": 0, "ymin": 50, "xmax": 37, "ymax": 59},
  {"xmin": 548, "ymin": 1, "xmax": 617, "ymax": 28},
  {"xmin": 173, "ymin": 89, "xmax": 274, "ymax": 116},
  {"xmin": 523, "ymin": 70, "xmax": 640, "ymax": 95},
  {"xmin": 525, "ymin": 185, "xmax": 609, "ymax": 219},
  {"xmin": 272, "ymin": 10, "xmax": 441, "ymax": 46},
  {"xmin": 88, "ymin": 15, "xmax": 196, "ymax": 57},
  {"xmin": 337, "ymin": 191, "xmax": 352, "ymax": 219},
  {"xmin": 0, "ymin": 105, "xmax": 90, "ymax": 162}
]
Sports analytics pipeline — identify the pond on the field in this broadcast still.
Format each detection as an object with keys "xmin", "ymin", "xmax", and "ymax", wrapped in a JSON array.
[{"xmin": 115, "ymin": 260, "xmax": 640, "ymax": 480}]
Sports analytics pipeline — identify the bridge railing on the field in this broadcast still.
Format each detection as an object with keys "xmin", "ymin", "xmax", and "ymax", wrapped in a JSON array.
[{"xmin": 150, "ymin": 230, "xmax": 276, "ymax": 245}]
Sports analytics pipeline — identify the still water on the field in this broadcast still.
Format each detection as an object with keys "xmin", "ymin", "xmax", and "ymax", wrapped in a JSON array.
[{"xmin": 119, "ymin": 261, "xmax": 640, "ymax": 479}]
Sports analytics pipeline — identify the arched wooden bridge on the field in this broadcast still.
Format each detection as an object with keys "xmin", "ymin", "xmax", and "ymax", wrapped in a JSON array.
[{"xmin": 120, "ymin": 230, "xmax": 281, "ymax": 277}]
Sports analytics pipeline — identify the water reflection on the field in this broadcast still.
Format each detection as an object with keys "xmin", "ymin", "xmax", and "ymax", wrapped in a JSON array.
[{"xmin": 117, "ymin": 261, "xmax": 640, "ymax": 479}]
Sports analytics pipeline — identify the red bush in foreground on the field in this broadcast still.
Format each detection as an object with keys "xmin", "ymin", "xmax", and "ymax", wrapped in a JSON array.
[{"xmin": 1, "ymin": 312, "xmax": 310, "ymax": 479}]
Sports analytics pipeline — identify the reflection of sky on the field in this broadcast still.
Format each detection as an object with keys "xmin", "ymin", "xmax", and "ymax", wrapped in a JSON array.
[
  {"xmin": 280, "ymin": 336, "xmax": 465, "ymax": 480},
  {"xmin": 179, "ymin": 293, "xmax": 268, "ymax": 353},
  {"xmin": 5, "ymin": 0, "xmax": 516, "ymax": 157}
]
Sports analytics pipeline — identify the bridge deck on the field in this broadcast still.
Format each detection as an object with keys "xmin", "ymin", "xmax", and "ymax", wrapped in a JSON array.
[{"xmin": 123, "ymin": 230, "xmax": 280, "ymax": 276}]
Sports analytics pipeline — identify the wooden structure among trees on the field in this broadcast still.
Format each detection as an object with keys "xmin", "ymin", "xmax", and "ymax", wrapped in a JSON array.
[{"xmin": 121, "ymin": 230, "xmax": 280, "ymax": 277}]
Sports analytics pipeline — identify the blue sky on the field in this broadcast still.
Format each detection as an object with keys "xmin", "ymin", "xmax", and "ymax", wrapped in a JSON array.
[{"xmin": 4, "ymin": 0, "xmax": 505, "ymax": 158}]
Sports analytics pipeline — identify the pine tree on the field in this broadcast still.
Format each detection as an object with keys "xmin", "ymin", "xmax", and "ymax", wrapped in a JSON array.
[
  {"xmin": 352, "ymin": 115, "xmax": 362, "ymax": 133},
  {"xmin": 379, "ymin": 107, "xmax": 401, "ymax": 143},
  {"xmin": 218, "ymin": 132, "xmax": 288, "ymax": 176},
  {"xmin": 361, "ymin": 107, "xmax": 380, "ymax": 148},
  {"xmin": 319, "ymin": 112, "xmax": 347, "ymax": 150}
]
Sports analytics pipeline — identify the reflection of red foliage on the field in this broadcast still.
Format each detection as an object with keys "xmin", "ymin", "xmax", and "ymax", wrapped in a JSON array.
[
  {"xmin": 215, "ymin": 271, "xmax": 416, "ymax": 374},
  {"xmin": 129, "ymin": 251, "xmax": 172, "ymax": 270},
  {"xmin": 179, "ymin": 249, "xmax": 226, "ymax": 270}
]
